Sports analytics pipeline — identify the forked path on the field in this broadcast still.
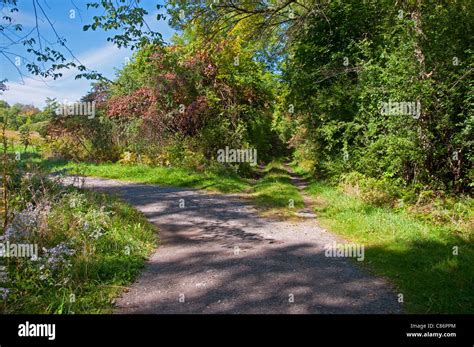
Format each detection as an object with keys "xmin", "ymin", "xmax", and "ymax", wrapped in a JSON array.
[{"xmin": 65, "ymin": 176, "xmax": 402, "ymax": 314}]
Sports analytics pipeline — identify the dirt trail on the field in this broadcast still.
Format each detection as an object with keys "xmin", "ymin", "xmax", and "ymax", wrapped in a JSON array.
[{"xmin": 64, "ymin": 175, "xmax": 402, "ymax": 314}]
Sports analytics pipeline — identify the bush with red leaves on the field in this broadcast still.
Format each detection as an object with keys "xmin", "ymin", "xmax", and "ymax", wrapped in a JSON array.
[{"xmin": 107, "ymin": 87, "xmax": 157, "ymax": 119}]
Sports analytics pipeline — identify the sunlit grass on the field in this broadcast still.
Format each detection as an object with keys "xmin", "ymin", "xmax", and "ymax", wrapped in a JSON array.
[
  {"xmin": 252, "ymin": 160, "xmax": 304, "ymax": 210},
  {"xmin": 306, "ymin": 181, "xmax": 474, "ymax": 313},
  {"xmin": 40, "ymin": 156, "xmax": 307, "ymax": 212},
  {"xmin": 3, "ymin": 129, "xmax": 42, "ymax": 142},
  {"xmin": 45, "ymin": 161, "xmax": 253, "ymax": 194}
]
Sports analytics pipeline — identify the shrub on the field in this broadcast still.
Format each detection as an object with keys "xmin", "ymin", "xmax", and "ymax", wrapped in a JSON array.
[{"xmin": 339, "ymin": 172, "xmax": 396, "ymax": 207}]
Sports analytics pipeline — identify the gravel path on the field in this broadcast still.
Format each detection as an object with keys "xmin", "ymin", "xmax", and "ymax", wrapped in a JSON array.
[{"xmin": 65, "ymin": 176, "xmax": 402, "ymax": 314}]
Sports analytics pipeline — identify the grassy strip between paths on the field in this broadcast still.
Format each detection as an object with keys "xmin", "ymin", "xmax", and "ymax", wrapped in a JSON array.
[
  {"xmin": 251, "ymin": 160, "xmax": 304, "ymax": 213},
  {"xmin": 305, "ymin": 181, "xmax": 473, "ymax": 314}
]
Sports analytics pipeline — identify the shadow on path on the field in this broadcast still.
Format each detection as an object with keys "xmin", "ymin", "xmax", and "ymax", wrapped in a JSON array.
[{"xmin": 65, "ymin": 176, "xmax": 402, "ymax": 314}]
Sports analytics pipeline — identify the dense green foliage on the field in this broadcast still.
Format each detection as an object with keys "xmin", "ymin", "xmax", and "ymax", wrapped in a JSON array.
[
  {"xmin": 283, "ymin": 1, "xmax": 473, "ymax": 194},
  {"xmin": 47, "ymin": 28, "xmax": 281, "ymax": 174},
  {"xmin": 9, "ymin": 1, "xmax": 470, "ymax": 196},
  {"xmin": 0, "ymin": 101, "xmax": 48, "ymax": 134}
]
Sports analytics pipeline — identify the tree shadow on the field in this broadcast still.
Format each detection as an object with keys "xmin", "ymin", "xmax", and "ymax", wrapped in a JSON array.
[
  {"xmin": 114, "ymin": 241, "xmax": 403, "ymax": 314},
  {"xmin": 360, "ymin": 238, "xmax": 474, "ymax": 314},
  {"xmin": 69, "ymin": 177, "xmax": 453, "ymax": 314}
]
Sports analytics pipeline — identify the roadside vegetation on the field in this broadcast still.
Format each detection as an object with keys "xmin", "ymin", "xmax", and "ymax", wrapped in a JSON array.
[
  {"xmin": 0, "ymin": 170, "xmax": 156, "ymax": 314},
  {"xmin": 1, "ymin": 0, "xmax": 472, "ymax": 314},
  {"xmin": 56, "ymin": 161, "xmax": 253, "ymax": 193},
  {"xmin": 300, "ymin": 171, "xmax": 473, "ymax": 313}
]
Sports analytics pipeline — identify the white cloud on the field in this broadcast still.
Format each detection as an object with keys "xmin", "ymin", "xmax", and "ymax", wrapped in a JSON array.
[
  {"xmin": 1, "ymin": 44, "xmax": 130, "ymax": 108},
  {"xmin": 2, "ymin": 77, "xmax": 86, "ymax": 107}
]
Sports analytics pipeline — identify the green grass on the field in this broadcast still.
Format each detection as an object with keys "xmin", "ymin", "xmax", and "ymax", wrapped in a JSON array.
[
  {"xmin": 25, "ymin": 151, "xmax": 305, "ymax": 212},
  {"xmin": 252, "ymin": 160, "xmax": 304, "ymax": 210},
  {"xmin": 4, "ymin": 189, "xmax": 157, "ymax": 314},
  {"xmin": 43, "ymin": 160, "xmax": 253, "ymax": 194},
  {"xmin": 4, "ymin": 143, "xmax": 251, "ymax": 194},
  {"xmin": 306, "ymin": 181, "xmax": 474, "ymax": 313},
  {"xmin": 12, "ymin": 145, "xmax": 306, "ymax": 211}
]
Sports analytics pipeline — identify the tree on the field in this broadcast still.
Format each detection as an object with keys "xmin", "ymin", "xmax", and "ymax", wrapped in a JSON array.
[
  {"xmin": 282, "ymin": 0, "xmax": 473, "ymax": 192},
  {"xmin": 19, "ymin": 120, "xmax": 31, "ymax": 151}
]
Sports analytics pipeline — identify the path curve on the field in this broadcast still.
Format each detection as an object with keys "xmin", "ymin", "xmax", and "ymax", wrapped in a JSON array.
[{"xmin": 65, "ymin": 176, "xmax": 402, "ymax": 314}]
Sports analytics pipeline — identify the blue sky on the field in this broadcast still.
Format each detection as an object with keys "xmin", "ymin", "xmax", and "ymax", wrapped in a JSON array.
[{"xmin": 0, "ymin": 0, "xmax": 175, "ymax": 108}]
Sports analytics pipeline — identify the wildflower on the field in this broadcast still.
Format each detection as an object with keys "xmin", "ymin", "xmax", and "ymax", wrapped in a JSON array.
[
  {"xmin": 2, "ymin": 201, "xmax": 52, "ymax": 242},
  {"xmin": 90, "ymin": 228, "xmax": 103, "ymax": 239},
  {"xmin": 0, "ymin": 287, "xmax": 10, "ymax": 300},
  {"xmin": 42, "ymin": 243, "xmax": 75, "ymax": 271}
]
